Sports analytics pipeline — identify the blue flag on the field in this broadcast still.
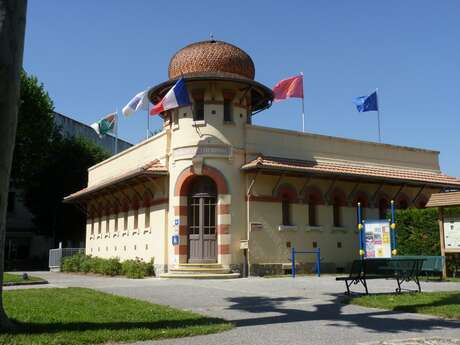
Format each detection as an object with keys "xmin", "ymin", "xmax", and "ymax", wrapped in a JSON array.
[{"xmin": 353, "ymin": 91, "xmax": 378, "ymax": 112}]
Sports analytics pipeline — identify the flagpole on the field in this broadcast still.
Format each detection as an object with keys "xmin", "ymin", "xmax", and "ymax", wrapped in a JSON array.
[
  {"xmin": 147, "ymin": 103, "xmax": 150, "ymax": 140},
  {"xmin": 301, "ymin": 72, "xmax": 305, "ymax": 132},
  {"xmin": 376, "ymin": 88, "xmax": 381, "ymax": 143},
  {"xmin": 115, "ymin": 109, "xmax": 119, "ymax": 154}
]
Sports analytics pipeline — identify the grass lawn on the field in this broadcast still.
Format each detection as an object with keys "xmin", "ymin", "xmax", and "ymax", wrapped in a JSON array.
[
  {"xmin": 3, "ymin": 273, "xmax": 46, "ymax": 285},
  {"xmin": 1, "ymin": 287, "xmax": 233, "ymax": 345},
  {"xmin": 350, "ymin": 291, "xmax": 460, "ymax": 320}
]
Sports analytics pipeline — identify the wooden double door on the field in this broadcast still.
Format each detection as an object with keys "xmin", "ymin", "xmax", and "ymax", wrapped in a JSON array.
[{"xmin": 187, "ymin": 177, "xmax": 217, "ymax": 263}]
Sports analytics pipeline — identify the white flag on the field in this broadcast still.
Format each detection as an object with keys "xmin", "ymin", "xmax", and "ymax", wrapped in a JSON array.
[{"xmin": 122, "ymin": 90, "xmax": 149, "ymax": 117}]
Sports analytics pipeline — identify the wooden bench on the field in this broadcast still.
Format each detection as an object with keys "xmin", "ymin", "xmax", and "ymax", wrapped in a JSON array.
[{"xmin": 336, "ymin": 258, "xmax": 425, "ymax": 295}]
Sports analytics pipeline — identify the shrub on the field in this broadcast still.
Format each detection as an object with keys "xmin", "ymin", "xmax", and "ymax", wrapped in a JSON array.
[
  {"xmin": 394, "ymin": 208, "xmax": 440, "ymax": 256},
  {"xmin": 122, "ymin": 258, "xmax": 153, "ymax": 279},
  {"xmin": 61, "ymin": 254, "xmax": 152, "ymax": 278}
]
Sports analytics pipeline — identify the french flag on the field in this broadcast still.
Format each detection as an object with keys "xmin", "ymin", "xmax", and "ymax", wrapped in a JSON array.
[{"xmin": 150, "ymin": 78, "xmax": 191, "ymax": 115}]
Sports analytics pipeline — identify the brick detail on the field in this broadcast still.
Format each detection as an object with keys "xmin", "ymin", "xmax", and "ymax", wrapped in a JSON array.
[
  {"xmin": 174, "ymin": 206, "xmax": 188, "ymax": 217},
  {"xmin": 217, "ymin": 204, "xmax": 230, "ymax": 214},
  {"xmin": 218, "ymin": 244, "xmax": 230, "ymax": 255},
  {"xmin": 174, "ymin": 165, "xmax": 229, "ymax": 196},
  {"xmin": 217, "ymin": 224, "xmax": 230, "ymax": 234},
  {"xmin": 174, "ymin": 244, "xmax": 187, "ymax": 255}
]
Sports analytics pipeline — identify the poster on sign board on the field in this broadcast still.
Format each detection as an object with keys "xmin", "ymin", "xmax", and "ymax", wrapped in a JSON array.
[
  {"xmin": 443, "ymin": 218, "xmax": 460, "ymax": 250},
  {"xmin": 364, "ymin": 220, "xmax": 392, "ymax": 258}
]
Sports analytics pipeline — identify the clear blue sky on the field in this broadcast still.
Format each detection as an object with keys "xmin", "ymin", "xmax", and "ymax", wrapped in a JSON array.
[{"xmin": 24, "ymin": 1, "xmax": 460, "ymax": 176}]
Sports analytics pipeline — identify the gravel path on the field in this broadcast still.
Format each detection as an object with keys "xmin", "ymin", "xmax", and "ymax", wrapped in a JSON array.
[{"xmin": 10, "ymin": 272, "xmax": 460, "ymax": 345}]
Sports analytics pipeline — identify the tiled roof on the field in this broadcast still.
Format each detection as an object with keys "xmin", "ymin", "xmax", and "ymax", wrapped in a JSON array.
[
  {"xmin": 426, "ymin": 191, "xmax": 460, "ymax": 207},
  {"xmin": 63, "ymin": 160, "xmax": 168, "ymax": 202},
  {"xmin": 241, "ymin": 156, "xmax": 460, "ymax": 188}
]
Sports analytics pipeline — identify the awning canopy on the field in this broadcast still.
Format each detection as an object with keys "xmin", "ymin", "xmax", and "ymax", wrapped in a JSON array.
[
  {"xmin": 63, "ymin": 160, "xmax": 168, "ymax": 203},
  {"xmin": 241, "ymin": 155, "xmax": 460, "ymax": 188},
  {"xmin": 426, "ymin": 191, "xmax": 460, "ymax": 208}
]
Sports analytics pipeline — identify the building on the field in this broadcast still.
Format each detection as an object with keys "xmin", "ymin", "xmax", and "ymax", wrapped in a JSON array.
[
  {"xmin": 64, "ymin": 40, "xmax": 460, "ymax": 277},
  {"xmin": 6, "ymin": 112, "xmax": 132, "ymax": 269}
]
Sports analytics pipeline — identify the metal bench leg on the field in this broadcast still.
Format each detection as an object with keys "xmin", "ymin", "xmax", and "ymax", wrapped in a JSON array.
[
  {"xmin": 361, "ymin": 279, "xmax": 368, "ymax": 295},
  {"xmin": 415, "ymin": 276, "xmax": 421, "ymax": 293},
  {"xmin": 395, "ymin": 278, "xmax": 402, "ymax": 293},
  {"xmin": 345, "ymin": 279, "xmax": 351, "ymax": 295}
]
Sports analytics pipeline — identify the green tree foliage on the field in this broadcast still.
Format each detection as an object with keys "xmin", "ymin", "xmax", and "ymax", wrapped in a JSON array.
[
  {"xmin": 395, "ymin": 208, "xmax": 440, "ymax": 256},
  {"xmin": 12, "ymin": 71, "xmax": 58, "ymax": 185},
  {"xmin": 12, "ymin": 70, "xmax": 109, "ymax": 245},
  {"xmin": 24, "ymin": 137, "xmax": 109, "ymax": 242}
]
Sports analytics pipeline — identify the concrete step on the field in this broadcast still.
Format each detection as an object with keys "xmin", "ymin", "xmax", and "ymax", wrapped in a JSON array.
[
  {"xmin": 159, "ymin": 272, "xmax": 240, "ymax": 279},
  {"xmin": 176, "ymin": 263, "xmax": 223, "ymax": 268},
  {"xmin": 170, "ymin": 267, "xmax": 231, "ymax": 274}
]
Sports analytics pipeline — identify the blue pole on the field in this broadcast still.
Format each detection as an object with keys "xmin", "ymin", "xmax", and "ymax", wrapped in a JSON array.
[
  {"xmin": 391, "ymin": 200, "xmax": 397, "ymax": 256},
  {"xmin": 358, "ymin": 202, "xmax": 364, "ymax": 258},
  {"xmin": 291, "ymin": 247, "xmax": 296, "ymax": 278},
  {"xmin": 316, "ymin": 248, "xmax": 321, "ymax": 277}
]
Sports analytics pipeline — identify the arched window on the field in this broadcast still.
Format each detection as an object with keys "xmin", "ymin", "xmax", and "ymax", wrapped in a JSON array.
[
  {"xmin": 333, "ymin": 196, "xmax": 342, "ymax": 227},
  {"xmin": 192, "ymin": 90, "xmax": 204, "ymax": 121},
  {"xmin": 305, "ymin": 186, "xmax": 324, "ymax": 227},
  {"xmin": 330, "ymin": 188, "xmax": 346, "ymax": 227},
  {"xmin": 282, "ymin": 197, "xmax": 292, "ymax": 226},
  {"xmin": 396, "ymin": 194, "xmax": 410, "ymax": 210},
  {"xmin": 378, "ymin": 198, "xmax": 389, "ymax": 219},
  {"xmin": 354, "ymin": 192, "xmax": 369, "ymax": 220},
  {"xmin": 276, "ymin": 184, "xmax": 297, "ymax": 226}
]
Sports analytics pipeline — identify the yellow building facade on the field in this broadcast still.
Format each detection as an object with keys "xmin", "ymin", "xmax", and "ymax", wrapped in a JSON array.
[{"xmin": 65, "ymin": 40, "xmax": 460, "ymax": 277}]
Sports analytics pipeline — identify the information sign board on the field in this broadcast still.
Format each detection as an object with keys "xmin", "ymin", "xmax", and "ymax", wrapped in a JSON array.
[
  {"xmin": 443, "ymin": 217, "xmax": 460, "ymax": 250},
  {"xmin": 364, "ymin": 220, "xmax": 392, "ymax": 258}
]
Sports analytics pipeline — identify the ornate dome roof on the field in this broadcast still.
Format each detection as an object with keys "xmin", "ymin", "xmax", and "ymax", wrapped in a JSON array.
[{"xmin": 168, "ymin": 40, "xmax": 255, "ymax": 80}]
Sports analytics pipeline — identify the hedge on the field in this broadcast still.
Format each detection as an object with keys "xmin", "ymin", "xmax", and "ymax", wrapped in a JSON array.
[{"xmin": 62, "ymin": 253, "xmax": 154, "ymax": 278}]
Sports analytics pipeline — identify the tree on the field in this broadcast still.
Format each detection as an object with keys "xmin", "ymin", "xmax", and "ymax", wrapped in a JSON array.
[
  {"xmin": 0, "ymin": 0, "xmax": 27, "ymax": 330},
  {"xmin": 24, "ymin": 136, "xmax": 109, "ymax": 244},
  {"xmin": 11, "ymin": 70, "xmax": 58, "ymax": 186}
]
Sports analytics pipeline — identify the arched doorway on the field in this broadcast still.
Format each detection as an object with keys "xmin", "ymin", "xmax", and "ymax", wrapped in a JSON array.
[{"xmin": 188, "ymin": 176, "xmax": 217, "ymax": 263}]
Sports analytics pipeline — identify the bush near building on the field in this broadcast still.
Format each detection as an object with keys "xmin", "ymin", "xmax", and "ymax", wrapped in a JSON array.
[
  {"xmin": 61, "ymin": 253, "xmax": 153, "ymax": 278},
  {"xmin": 395, "ymin": 207, "xmax": 460, "ymax": 276}
]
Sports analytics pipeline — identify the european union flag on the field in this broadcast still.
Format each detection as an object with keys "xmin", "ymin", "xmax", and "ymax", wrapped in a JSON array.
[{"xmin": 353, "ymin": 91, "xmax": 378, "ymax": 112}]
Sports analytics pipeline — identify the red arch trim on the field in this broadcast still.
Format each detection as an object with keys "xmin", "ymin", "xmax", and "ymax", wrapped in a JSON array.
[{"xmin": 174, "ymin": 164, "xmax": 229, "ymax": 196}]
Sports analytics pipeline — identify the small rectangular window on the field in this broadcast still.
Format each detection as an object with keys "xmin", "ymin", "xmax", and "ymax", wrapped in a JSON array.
[
  {"xmin": 193, "ymin": 100, "xmax": 204, "ymax": 121},
  {"xmin": 98, "ymin": 218, "xmax": 102, "ymax": 234},
  {"xmin": 106, "ymin": 216, "xmax": 110, "ymax": 233},
  {"xmin": 282, "ymin": 199, "xmax": 291, "ymax": 226},
  {"xmin": 223, "ymin": 101, "xmax": 233, "ymax": 122},
  {"xmin": 312, "ymin": 241, "xmax": 318, "ymax": 248},
  {"xmin": 308, "ymin": 203, "xmax": 317, "ymax": 226},
  {"xmin": 134, "ymin": 208, "xmax": 139, "ymax": 229},
  {"xmin": 91, "ymin": 219, "xmax": 94, "ymax": 235},
  {"xmin": 124, "ymin": 212, "xmax": 128, "ymax": 231},
  {"xmin": 145, "ymin": 207, "xmax": 150, "ymax": 228},
  {"xmin": 333, "ymin": 204, "xmax": 342, "ymax": 227},
  {"xmin": 114, "ymin": 213, "xmax": 119, "ymax": 232}
]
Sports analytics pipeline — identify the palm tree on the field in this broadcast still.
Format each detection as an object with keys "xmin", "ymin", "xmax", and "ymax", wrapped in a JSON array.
[{"xmin": 0, "ymin": 0, "xmax": 27, "ymax": 330}]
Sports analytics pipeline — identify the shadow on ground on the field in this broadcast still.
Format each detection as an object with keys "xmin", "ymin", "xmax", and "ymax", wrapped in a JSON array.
[{"xmin": 225, "ymin": 293, "xmax": 460, "ymax": 333}]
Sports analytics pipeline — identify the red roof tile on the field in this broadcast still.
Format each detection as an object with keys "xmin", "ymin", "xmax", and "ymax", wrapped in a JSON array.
[
  {"xmin": 64, "ymin": 160, "xmax": 168, "ymax": 202},
  {"xmin": 242, "ymin": 156, "xmax": 460, "ymax": 187}
]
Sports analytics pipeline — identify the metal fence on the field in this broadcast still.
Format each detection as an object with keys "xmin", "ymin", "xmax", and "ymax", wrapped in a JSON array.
[{"xmin": 49, "ymin": 247, "xmax": 84, "ymax": 271}]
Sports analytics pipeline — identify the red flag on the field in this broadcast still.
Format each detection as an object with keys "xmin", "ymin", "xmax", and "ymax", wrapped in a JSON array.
[{"xmin": 272, "ymin": 75, "xmax": 304, "ymax": 102}]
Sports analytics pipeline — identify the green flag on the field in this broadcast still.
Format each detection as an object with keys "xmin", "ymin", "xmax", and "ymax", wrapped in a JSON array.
[{"xmin": 90, "ymin": 112, "xmax": 116, "ymax": 137}]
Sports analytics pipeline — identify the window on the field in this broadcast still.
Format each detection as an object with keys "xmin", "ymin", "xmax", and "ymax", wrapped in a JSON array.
[
  {"xmin": 106, "ymin": 216, "xmax": 110, "ymax": 233},
  {"xmin": 91, "ymin": 219, "xmax": 94, "ymax": 235},
  {"xmin": 308, "ymin": 203, "xmax": 317, "ymax": 226},
  {"xmin": 98, "ymin": 217, "xmax": 102, "ymax": 234},
  {"xmin": 398, "ymin": 198, "xmax": 409, "ymax": 210},
  {"xmin": 282, "ymin": 198, "xmax": 291, "ymax": 226},
  {"xmin": 134, "ymin": 208, "xmax": 139, "ymax": 229},
  {"xmin": 114, "ymin": 212, "xmax": 119, "ymax": 232},
  {"xmin": 332, "ymin": 197, "xmax": 342, "ymax": 227},
  {"xmin": 145, "ymin": 207, "xmax": 150, "ymax": 228},
  {"xmin": 223, "ymin": 100, "xmax": 233, "ymax": 122},
  {"xmin": 7, "ymin": 192, "xmax": 15, "ymax": 213},
  {"xmin": 192, "ymin": 91, "xmax": 205, "ymax": 121},
  {"xmin": 312, "ymin": 241, "xmax": 318, "ymax": 248},
  {"xmin": 378, "ymin": 199, "xmax": 389, "ymax": 219},
  {"xmin": 123, "ymin": 211, "xmax": 128, "ymax": 231}
]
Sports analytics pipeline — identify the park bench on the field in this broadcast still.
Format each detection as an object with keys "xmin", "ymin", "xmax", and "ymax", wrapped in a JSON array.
[
  {"xmin": 336, "ymin": 257, "xmax": 425, "ymax": 295},
  {"xmin": 394, "ymin": 256, "xmax": 444, "ymax": 279}
]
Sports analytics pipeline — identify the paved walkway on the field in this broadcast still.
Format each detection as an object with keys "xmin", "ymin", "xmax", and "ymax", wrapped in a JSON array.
[{"xmin": 7, "ymin": 272, "xmax": 460, "ymax": 345}]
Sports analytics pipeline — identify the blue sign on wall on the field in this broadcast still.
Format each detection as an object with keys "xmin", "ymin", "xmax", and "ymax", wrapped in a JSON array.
[{"xmin": 172, "ymin": 235, "xmax": 179, "ymax": 246}]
